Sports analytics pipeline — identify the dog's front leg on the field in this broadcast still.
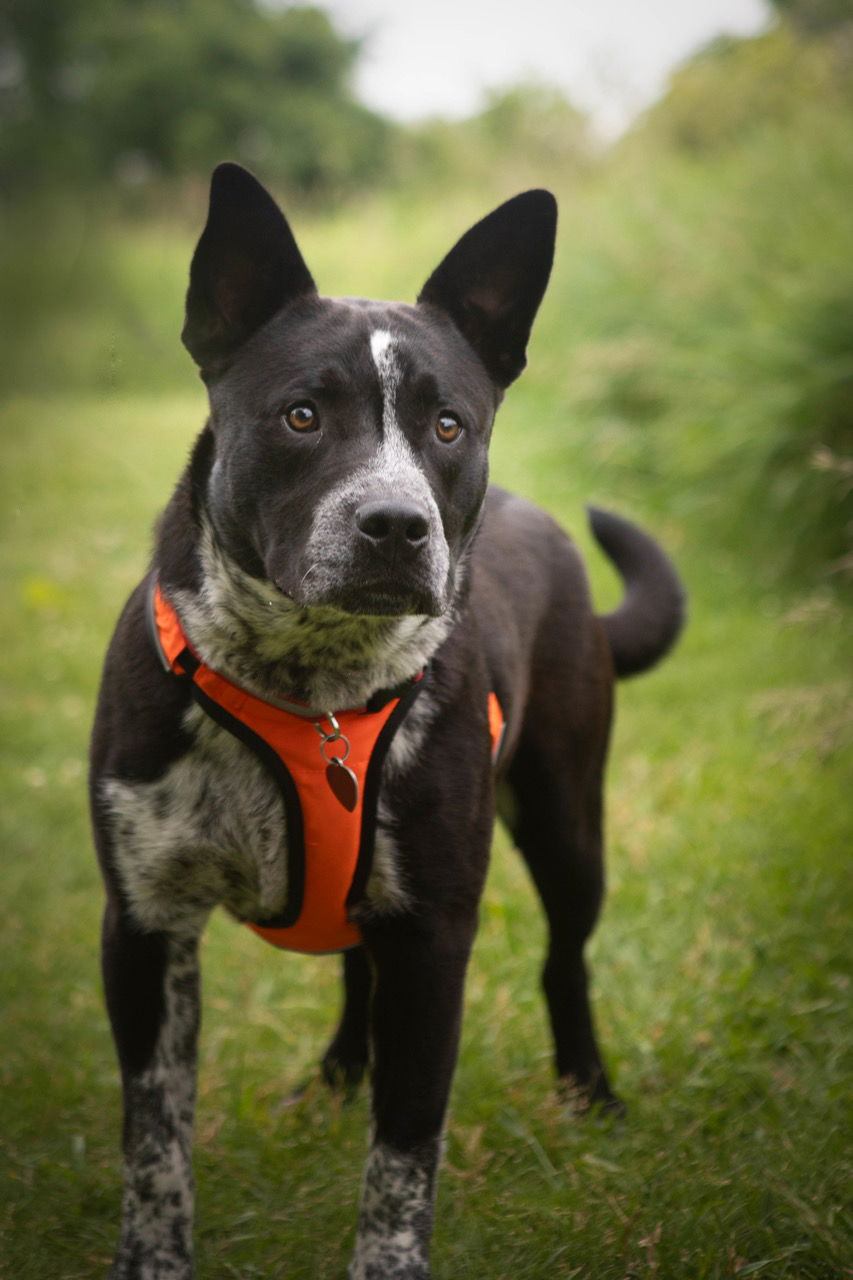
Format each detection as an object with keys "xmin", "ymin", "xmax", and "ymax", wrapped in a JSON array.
[
  {"xmin": 349, "ymin": 917, "xmax": 476, "ymax": 1280},
  {"xmin": 102, "ymin": 902, "xmax": 201, "ymax": 1279}
]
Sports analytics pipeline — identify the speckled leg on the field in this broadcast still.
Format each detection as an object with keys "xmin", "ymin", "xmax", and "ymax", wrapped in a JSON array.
[
  {"xmin": 349, "ymin": 1141, "xmax": 438, "ymax": 1280},
  {"xmin": 103, "ymin": 915, "xmax": 201, "ymax": 1279},
  {"xmin": 349, "ymin": 918, "xmax": 477, "ymax": 1279}
]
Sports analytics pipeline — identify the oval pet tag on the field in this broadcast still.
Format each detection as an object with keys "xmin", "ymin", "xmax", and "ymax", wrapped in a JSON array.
[{"xmin": 326, "ymin": 759, "xmax": 359, "ymax": 812}]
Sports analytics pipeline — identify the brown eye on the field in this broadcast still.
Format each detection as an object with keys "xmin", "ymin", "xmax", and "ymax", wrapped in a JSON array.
[
  {"xmin": 284, "ymin": 404, "xmax": 318, "ymax": 433},
  {"xmin": 436, "ymin": 413, "xmax": 462, "ymax": 443}
]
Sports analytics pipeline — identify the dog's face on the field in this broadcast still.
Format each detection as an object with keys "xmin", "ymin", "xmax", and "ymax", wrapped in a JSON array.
[
  {"xmin": 201, "ymin": 297, "xmax": 497, "ymax": 618},
  {"xmin": 182, "ymin": 165, "xmax": 556, "ymax": 620}
]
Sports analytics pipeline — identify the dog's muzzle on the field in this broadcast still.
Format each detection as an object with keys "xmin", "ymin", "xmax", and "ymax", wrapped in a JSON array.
[{"xmin": 288, "ymin": 480, "xmax": 453, "ymax": 618}]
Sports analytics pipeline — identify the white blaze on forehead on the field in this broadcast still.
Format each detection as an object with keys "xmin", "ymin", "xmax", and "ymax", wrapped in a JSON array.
[
  {"xmin": 369, "ymin": 327, "xmax": 394, "ymax": 365},
  {"xmin": 367, "ymin": 326, "xmax": 418, "ymax": 478},
  {"xmin": 369, "ymin": 327, "xmax": 396, "ymax": 374},
  {"xmin": 370, "ymin": 327, "xmax": 402, "ymax": 437}
]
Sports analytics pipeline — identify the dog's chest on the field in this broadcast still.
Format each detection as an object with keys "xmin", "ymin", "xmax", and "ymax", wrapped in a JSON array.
[
  {"xmin": 103, "ymin": 706, "xmax": 292, "ymax": 933},
  {"xmin": 102, "ymin": 692, "xmax": 428, "ymax": 937}
]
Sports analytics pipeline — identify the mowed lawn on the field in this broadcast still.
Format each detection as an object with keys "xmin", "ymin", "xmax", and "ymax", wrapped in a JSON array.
[{"xmin": 1, "ymin": 376, "xmax": 850, "ymax": 1278}]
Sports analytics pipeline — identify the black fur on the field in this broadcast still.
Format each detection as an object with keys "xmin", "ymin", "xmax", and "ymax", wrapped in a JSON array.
[{"xmin": 90, "ymin": 163, "xmax": 684, "ymax": 1278}]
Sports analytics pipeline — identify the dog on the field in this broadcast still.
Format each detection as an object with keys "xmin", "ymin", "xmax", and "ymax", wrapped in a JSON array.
[{"xmin": 89, "ymin": 162, "xmax": 684, "ymax": 1279}]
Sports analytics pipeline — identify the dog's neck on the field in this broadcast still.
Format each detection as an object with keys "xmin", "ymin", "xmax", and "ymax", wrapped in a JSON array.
[{"xmin": 165, "ymin": 523, "xmax": 452, "ymax": 711}]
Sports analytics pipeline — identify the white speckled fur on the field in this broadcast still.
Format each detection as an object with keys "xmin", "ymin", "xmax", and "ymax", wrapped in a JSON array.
[
  {"xmin": 349, "ymin": 1141, "xmax": 438, "ymax": 1280},
  {"xmin": 110, "ymin": 936, "xmax": 199, "ymax": 1279},
  {"xmin": 169, "ymin": 520, "xmax": 451, "ymax": 714},
  {"xmin": 103, "ymin": 704, "xmax": 290, "ymax": 934}
]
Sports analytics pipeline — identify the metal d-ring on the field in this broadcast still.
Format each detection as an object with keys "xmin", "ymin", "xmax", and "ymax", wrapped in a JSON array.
[{"xmin": 315, "ymin": 712, "xmax": 352, "ymax": 765}]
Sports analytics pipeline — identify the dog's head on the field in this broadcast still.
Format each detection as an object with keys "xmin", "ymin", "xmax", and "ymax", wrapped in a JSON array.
[{"xmin": 182, "ymin": 163, "xmax": 556, "ymax": 620}]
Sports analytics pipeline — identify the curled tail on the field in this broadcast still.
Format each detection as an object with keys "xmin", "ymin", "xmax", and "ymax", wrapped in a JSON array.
[{"xmin": 589, "ymin": 507, "xmax": 686, "ymax": 679}]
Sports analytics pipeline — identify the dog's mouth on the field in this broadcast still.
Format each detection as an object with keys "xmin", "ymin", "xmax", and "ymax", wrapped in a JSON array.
[
  {"xmin": 289, "ymin": 579, "xmax": 445, "ymax": 619},
  {"xmin": 273, "ymin": 564, "xmax": 448, "ymax": 619},
  {"xmin": 267, "ymin": 533, "xmax": 453, "ymax": 619},
  {"xmin": 331, "ymin": 582, "xmax": 445, "ymax": 618}
]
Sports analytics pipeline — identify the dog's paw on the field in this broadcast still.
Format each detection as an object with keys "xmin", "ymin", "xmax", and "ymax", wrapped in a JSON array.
[
  {"xmin": 108, "ymin": 1252, "xmax": 195, "ymax": 1279},
  {"xmin": 348, "ymin": 1252, "xmax": 430, "ymax": 1280},
  {"xmin": 321, "ymin": 1049, "xmax": 368, "ymax": 1097},
  {"xmin": 558, "ymin": 1075, "xmax": 627, "ymax": 1121}
]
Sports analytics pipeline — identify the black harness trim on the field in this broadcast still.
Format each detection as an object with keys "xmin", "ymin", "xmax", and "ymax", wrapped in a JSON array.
[{"xmin": 348, "ymin": 675, "xmax": 426, "ymax": 911}]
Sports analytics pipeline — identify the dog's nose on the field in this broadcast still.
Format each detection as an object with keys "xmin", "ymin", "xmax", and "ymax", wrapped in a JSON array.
[{"xmin": 355, "ymin": 498, "xmax": 430, "ymax": 559}]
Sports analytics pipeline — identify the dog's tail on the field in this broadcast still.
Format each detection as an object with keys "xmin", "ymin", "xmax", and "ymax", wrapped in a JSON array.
[{"xmin": 589, "ymin": 506, "xmax": 686, "ymax": 679}]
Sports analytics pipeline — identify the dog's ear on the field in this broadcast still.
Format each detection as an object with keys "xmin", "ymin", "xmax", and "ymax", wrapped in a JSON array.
[
  {"xmin": 417, "ymin": 190, "xmax": 557, "ymax": 387},
  {"xmin": 182, "ymin": 162, "xmax": 316, "ymax": 369}
]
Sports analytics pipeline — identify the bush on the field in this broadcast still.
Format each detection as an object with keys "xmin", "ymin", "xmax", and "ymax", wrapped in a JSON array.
[{"xmin": 530, "ymin": 47, "xmax": 853, "ymax": 583}]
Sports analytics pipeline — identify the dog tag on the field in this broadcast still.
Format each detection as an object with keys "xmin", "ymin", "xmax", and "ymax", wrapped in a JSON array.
[{"xmin": 326, "ymin": 759, "xmax": 359, "ymax": 811}]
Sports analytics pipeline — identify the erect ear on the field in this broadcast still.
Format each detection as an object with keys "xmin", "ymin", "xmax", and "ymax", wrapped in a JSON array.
[
  {"xmin": 417, "ymin": 190, "xmax": 557, "ymax": 388},
  {"xmin": 182, "ymin": 162, "xmax": 317, "ymax": 370}
]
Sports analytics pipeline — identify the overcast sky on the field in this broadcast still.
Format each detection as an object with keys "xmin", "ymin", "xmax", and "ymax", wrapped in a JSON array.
[{"xmin": 324, "ymin": 0, "xmax": 772, "ymax": 136}]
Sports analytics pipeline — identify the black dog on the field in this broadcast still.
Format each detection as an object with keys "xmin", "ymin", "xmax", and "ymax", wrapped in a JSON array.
[{"xmin": 90, "ymin": 163, "xmax": 684, "ymax": 1279}]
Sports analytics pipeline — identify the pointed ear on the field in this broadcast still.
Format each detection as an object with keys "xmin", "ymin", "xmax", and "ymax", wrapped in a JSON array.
[
  {"xmin": 417, "ymin": 190, "xmax": 557, "ymax": 387},
  {"xmin": 182, "ymin": 163, "xmax": 317, "ymax": 369}
]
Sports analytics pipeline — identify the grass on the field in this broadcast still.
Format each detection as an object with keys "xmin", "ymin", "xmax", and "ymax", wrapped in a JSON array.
[
  {"xmin": 1, "ymin": 151, "xmax": 852, "ymax": 1275},
  {"xmin": 1, "ymin": 384, "xmax": 850, "ymax": 1278}
]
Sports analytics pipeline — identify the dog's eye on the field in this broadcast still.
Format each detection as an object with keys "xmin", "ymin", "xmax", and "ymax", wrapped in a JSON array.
[
  {"xmin": 436, "ymin": 413, "xmax": 462, "ymax": 443},
  {"xmin": 284, "ymin": 404, "xmax": 318, "ymax": 433}
]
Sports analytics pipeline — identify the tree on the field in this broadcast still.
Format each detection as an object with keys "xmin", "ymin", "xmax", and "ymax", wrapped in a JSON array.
[
  {"xmin": 396, "ymin": 84, "xmax": 591, "ymax": 194},
  {"xmin": 0, "ymin": 0, "xmax": 391, "ymax": 196},
  {"xmin": 634, "ymin": 21, "xmax": 850, "ymax": 154},
  {"xmin": 767, "ymin": 0, "xmax": 853, "ymax": 34}
]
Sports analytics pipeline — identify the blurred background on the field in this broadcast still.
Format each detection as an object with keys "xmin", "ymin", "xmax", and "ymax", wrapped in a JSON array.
[
  {"xmin": 2, "ymin": 0, "xmax": 852, "ymax": 580},
  {"xmin": 1, "ymin": 3, "xmax": 851, "ymax": 1277}
]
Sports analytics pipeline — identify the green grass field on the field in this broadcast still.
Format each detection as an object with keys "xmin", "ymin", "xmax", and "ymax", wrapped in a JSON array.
[{"xmin": 1, "ymin": 168, "xmax": 851, "ymax": 1277}]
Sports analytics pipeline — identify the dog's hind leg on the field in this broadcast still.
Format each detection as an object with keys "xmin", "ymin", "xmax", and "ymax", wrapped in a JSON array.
[
  {"xmin": 321, "ymin": 947, "xmax": 372, "ymax": 1093},
  {"xmin": 101, "ymin": 901, "xmax": 201, "ymax": 1278},
  {"xmin": 505, "ymin": 739, "xmax": 622, "ymax": 1113}
]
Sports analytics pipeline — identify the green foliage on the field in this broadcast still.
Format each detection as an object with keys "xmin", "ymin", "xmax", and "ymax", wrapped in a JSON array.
[
  {"xmin": 594, "ymin": 92, "xmax": 853, "ymax": 580},
  {"xmin": 636, "ymin": 24, "xmax": 850, "ymax": 154},
  {"xmin": 392, "ymin": 84, "xmax": 592, "ymax": 194},
  {"xmin": 768, "ymin": 0, "xmax": 853, "ymax": 34},
  {"xmin": 0, "ymin": 0, "xmax": 390, "ymax": 195},
  {"xmin": 537, "ymin": 100, "xmax": 853, "ymax": 581}
]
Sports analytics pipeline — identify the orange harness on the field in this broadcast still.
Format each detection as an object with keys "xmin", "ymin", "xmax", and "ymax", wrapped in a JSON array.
[{"xmin": 148, "ymin": 580, "xmax": 504, "ymax": 954}]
